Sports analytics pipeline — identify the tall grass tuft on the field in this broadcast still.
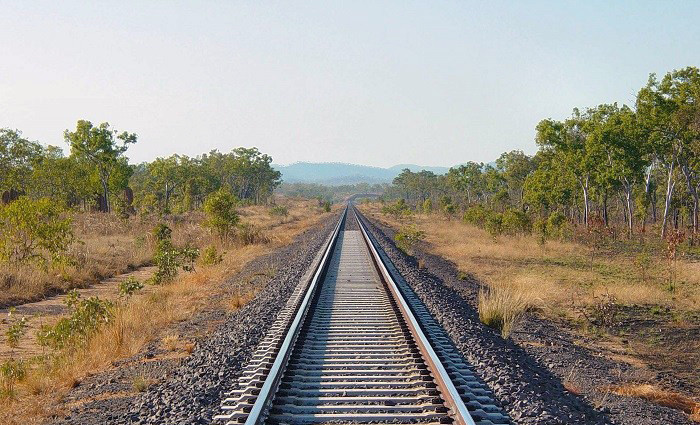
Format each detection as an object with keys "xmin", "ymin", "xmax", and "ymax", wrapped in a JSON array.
[{"xmin": 478, "ymin": 285, "xmax": 529, "ymax": 338}]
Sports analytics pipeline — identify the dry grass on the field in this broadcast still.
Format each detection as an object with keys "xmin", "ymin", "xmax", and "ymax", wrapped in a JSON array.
[
  {"xmin": 610, "ymin": 384, "xmax": 700, "ymax": 421},
  {"xmin": 478, "ymin": 285, "xmax": 532, "ymax": 338},
  {"xmin": 359, "ymin": 203, "xmax": 700, "ymax": 317},
  {"xmin": 0, "ymin": 196, "xmax": 337, "ymax": 425}
]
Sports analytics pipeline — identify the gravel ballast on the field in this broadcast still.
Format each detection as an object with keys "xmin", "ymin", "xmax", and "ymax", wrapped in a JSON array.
[{"xmin": 358, "ymin": 209, "xmax": 694, "ymax": 425}]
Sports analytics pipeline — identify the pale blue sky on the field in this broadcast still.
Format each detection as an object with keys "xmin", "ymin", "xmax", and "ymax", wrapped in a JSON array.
[{"xmin": 1, "ymin": 1, "xmax": 697, "ymax": 167}]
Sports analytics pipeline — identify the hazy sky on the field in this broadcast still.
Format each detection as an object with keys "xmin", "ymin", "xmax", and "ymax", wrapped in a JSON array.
[{"xmin": 1, "ymin": 1, "xmax": 698, "ymax": 167}]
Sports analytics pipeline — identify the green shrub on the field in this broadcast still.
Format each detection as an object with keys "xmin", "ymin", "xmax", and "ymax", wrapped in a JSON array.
[
  {"xmin": 149, "ymin": 224, "xmax": 200, "ymax": 284},
  {"xmin": 203, "ymin": 189, "xmax": 239, "ymax": 242},
  {"xmin": 37, "ymin": 291, "xmax": 113, "ymax": 350},
  {"xmin": 0, "ymin": 197, "xmax": 75, "ymax": 266},
  {"xmin": 502, "ymin": 209, "xmax": 532, "ymax": 236},
  {"xmin": 394, "ymin": 225, "xmax": 425, "ymax": 255},
  {"xmin": 0, "ymin": 359, "xmax": 26, "ymax": 399},
  {"xmin": 422, "ymin": 199, "xmax": 432, "ymax": 214},
  {"xmin": 533, "ymin": 217, "xmax": 547, "ymax": 245},
  {"xmin": 382, "ymin": 199, "xmax": 411, "ymax": 219},
  {"xmin": 118, "ymin": 277, "xmax": 144, "ymax": 297},
  {"xmin": 322, "ymin": 200, "xmax": 331, "ymax": 213},
  {"xmin": 5, "ymin": 308, "xmax": 29, "ymax": 348},
  {"xmin": 546, "ymin": 211, "xmax": 570, "ymax": 240},
  {"xmin": 270, "ymin": 205, "xmax": 288, "ymax": 217},
  {"xmin": 463, "ymin": 205, "xmax": 489, "ymax": 226},
  {"xmin": 485, "ymin": 212, "xmax": 504, "ymax": 237},
  {"xmin": 201, "ymin": 245, "xmax": 224, "ymax": 265}
]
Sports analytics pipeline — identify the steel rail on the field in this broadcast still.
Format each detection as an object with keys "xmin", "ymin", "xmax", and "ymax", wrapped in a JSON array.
[
  {"xmin": 241, "ymin": 206, "xmax": 347, "ymax": 425},
  {"xmin": 355, "ymin": 207, "xmax": 478, "ymax": 425}
]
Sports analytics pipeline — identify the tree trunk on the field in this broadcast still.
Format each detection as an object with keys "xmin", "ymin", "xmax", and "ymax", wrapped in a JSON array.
[
  {"xmin": 681, "ymin": 165, "xmax": 699, "ymax": 234},
  {"xmin": 602, "ymin": 192, "xmax": 609, "ymax": 227},
  {"xmin": 101, "ymin": 178, "xmax": 110, "ymax": 213},
  {"xmin": 579, "ymin": 176, "xmax": 590, "ymax": 227},
  {"xmin": 661, "ymin": 162, "xmax": 675, "ymax": 238}
]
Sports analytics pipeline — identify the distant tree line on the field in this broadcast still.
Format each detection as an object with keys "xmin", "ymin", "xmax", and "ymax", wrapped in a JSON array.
[
  {"xmin": 384, "ymin": 66, "xmax": 700, "ymax": 240},
  {"xmin": 277, "ymin": 182, "xmax": 386, "ymax": 203},
  {"xmin": 0, "ymin": 120, "xmax": 282, "ymax": 215}
]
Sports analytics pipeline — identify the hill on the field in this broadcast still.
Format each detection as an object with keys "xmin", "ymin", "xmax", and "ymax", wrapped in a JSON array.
[{"xmin": 274, "ymin": 162, "xmax": 451, "ymax": 185}]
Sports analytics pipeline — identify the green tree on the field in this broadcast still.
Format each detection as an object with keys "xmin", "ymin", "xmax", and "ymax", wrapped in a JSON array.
[
  {"xmin": 0, "ymin": 129, "xmax": 43, "ymax": 194},
  {"xmin": 65, "ymin": 121, "xmax": 137, "ymax": 213}
]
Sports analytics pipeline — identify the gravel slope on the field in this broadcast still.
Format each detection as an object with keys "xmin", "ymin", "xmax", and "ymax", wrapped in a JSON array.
[{"xmin": 358, "ymin": 209, "xmax": 693, "ymax": 425}]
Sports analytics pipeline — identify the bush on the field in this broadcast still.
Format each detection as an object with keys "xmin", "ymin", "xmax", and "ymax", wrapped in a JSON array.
[
  {"xmin": 321, "ymin": 200, "xmax": 332, "ymax": 213},
  {"xmin": 37, "ymin": 291, "xmax": 113, "ymax": 350},
  {"xmin": 502, "ymin": 209, "xmax": 532, "ymax": 236},
  {"xmin": 394, "ymin": 225, "xmax": 425, "ymax": 255},
  {"xmin": 0, "ymin": 359, "xmax": 26, "ymax": 399},
  {"xmin": 270, "ymin": 205, "xmax": 288, "ymax": 217},
  {"xmin": 382, "ymin": 199, "xmax": 411, "ymax": 219},
  {"xmin": 463, "ymin": 205, "xmax": 489, "ymax": 226},
  {"xmin": 0, "ymin": 197, "xmax": 75, "ymax": 266},
  {"xmin": 203, "ymin": 189, "xmax": 239, "ymax": 242},
  {"xmin": 546, "ymin": 211, "xmax": 570, "ymax": 240},
  {"xmin": 422, "ymin": 199, "xmax": 432, "ymax": 214},
  {"xmin": 201, "ymin": 245, "xmax": 224, "ymax": 265},
  {"xmin": 149, "ymin": 224, "xmax": 200, "ymax": 284},
  {"xmin": 485, "ymin": 212, "xmax": 503, "ymax": 237},
  {"xmin": 5, "ymin": 308, "xmax": 29, "ymax": 348},
  {"xmin": 118, "ymin": 277, "xmax": 144, "ymax": 297}
]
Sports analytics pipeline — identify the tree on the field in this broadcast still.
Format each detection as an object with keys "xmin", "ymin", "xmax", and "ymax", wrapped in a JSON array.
[
  {"xmin": 65, "ymin": 121, "xmax": 137, "ymax": 213},
  {"xmin": 147, "ymin": 155, "xmax": 189, "ymax": 213},
  {"xmin": 637, "ymin": 67, "xmax": 700, "ymax": 236},
  {"xmin": 0, "ymin": 129, "xmax": 43, "ymax": 194}
]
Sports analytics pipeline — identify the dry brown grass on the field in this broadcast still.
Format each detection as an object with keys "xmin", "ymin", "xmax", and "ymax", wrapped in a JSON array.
[
  {"xmin": 0, "ymin": 196, "xmax": 337, "ymax": 425},
  {"xmin": 359, "ymin": 203, "xmax": 700, "ymax": 317},
  {"xmin": 478, "ymin": 285, "xmax": 532, "ymax": 338},
  {"xmin": 610, "ymin": 384, "xmax": 700, "ymax": 421}
]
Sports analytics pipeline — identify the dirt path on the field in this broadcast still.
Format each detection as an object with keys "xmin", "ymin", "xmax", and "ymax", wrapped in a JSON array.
[{"xmin": 0, "ymin": 266, "xmax": 156, "ymax": 360}]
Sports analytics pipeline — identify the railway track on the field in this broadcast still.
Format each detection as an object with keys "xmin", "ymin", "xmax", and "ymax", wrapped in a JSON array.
[{"xmin": 216, "ymin": 206, "xmax": 509, "ymax": 425}]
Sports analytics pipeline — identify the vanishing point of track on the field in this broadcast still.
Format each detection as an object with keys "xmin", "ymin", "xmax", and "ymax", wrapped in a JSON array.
[{"xmin": 216, "ymin": 206, "xmax": 509, "ymax": 425}]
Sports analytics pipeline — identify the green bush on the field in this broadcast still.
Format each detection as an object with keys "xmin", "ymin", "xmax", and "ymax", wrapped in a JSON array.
[
  {"xmin": 422, "ymin": 199, "xmax": 432, "ymax": 214},
  {"xmin": 203, "ymin": 189, "xmax": 239, "ymax": 242},
  {"xmin": 394, "ymin": 225, "xmax": 425, "ymax": 255},
  {"xmin": 270, "ymin": 205, "xmax": 288, "ymax": 217},
  {"xmin": 546, "ymin": 211, "xmax": 570, "ymax": 240},
  {"xmin": 201, "ymin": 245, "xmax": 224, "ymax": 265},
  {"xmin": 463, "ymin": 205, "xmax": 489, "ymax": 226},
  {"xmin": 322, "ymin": 200, "xmax": 331, "ymax": 213},
  {"xmin": 502, "ymin": 209, "xmax": 532, "ymax": 236},
  {"xmin": 118, "ymin": 277, "xmax": 144, "ymax": 297},
  {"xmin": 149, "ymin": 224, "xmax": 200, "ymax": 284},
  {"xmin": 533, "ymin": 217, "xmax": 547, "ymax": 245},
  {"xmin": 0, "ymin": 197, "xmax": 75, "ymax": 266},
  {"xmin": 5, "ymin": 308, "xmax": 29, "ymax": 348},
  {"xmin": 485, "ymin": 212, "xmax": 504, "ymax": 237},
  {"xmin": 0, "ymin": 359, "xmax": 26, "ymax": 399},
  {"xmin": 37, "ymin": 291, "xmax": 113, "ymax": 350},
  {"xmin": 382, "ymin": 199, "xmax": 412, "ymax": 219}
]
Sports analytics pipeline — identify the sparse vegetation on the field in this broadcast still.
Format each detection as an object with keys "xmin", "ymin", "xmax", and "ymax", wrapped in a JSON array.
[
  {"xmin": 118, "ymin": 277, "xmax": 144, "ymax": 297},
  {"xmin": 394, "ymin": 225, "xmax": 425, "ymax": 255}
]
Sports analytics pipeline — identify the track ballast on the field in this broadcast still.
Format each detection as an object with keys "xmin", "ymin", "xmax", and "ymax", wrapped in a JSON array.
[{"xmin": 216, "ymin": 206, "xmax": 510, "ymax": 425}]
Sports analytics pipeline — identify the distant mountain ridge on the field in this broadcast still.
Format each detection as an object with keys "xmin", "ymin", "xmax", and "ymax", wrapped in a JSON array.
[{"xmin": 274, "ymin": 162, "xmax": 452, "ymax": 185}]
